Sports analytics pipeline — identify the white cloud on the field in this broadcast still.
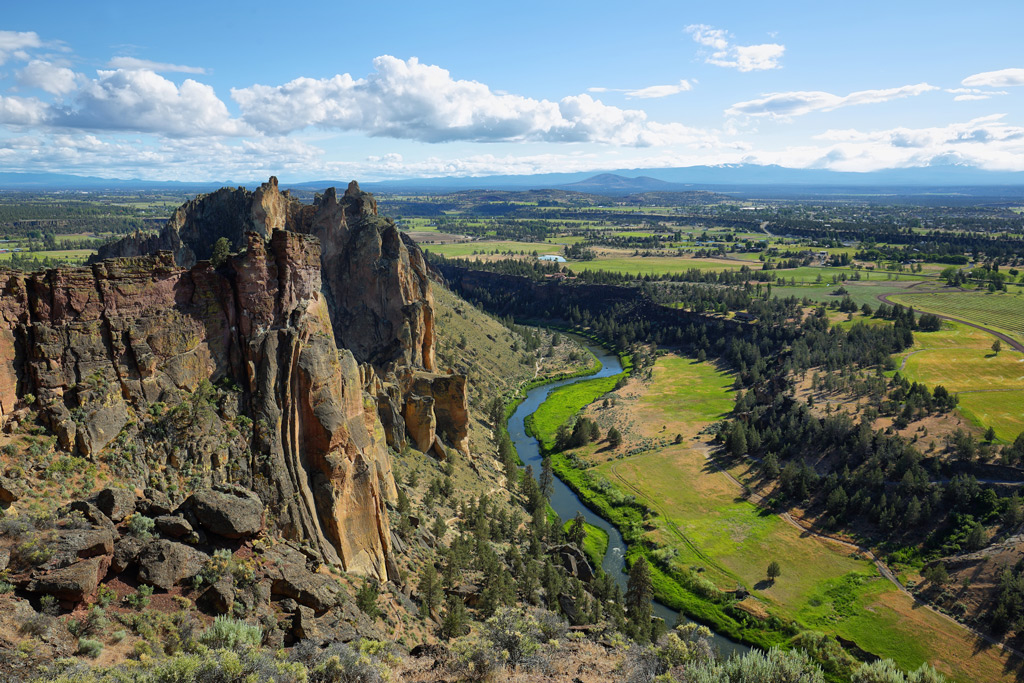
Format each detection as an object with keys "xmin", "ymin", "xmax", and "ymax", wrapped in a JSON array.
[
  {"xmin": 962, "ymin": 68, "xmax": 1024, "ymax": 88},
  {"xmin": 233, "ymin": 56, "xmax": 714, "ymax": 147},
  {"xmin": 788, "ymin": 115, "xmax": 1024, "ymax": 171},
  {"xmin": 17, "ymin": 60, "xmax": 79, "ymax": 95},
  {"xmin": 589, "ymin": 80, "xmax": 692, "ymax": 99},
  {"xmin": 945, "ymin": 87, "xmax": 1007, "ymax": 101},
  {"xmin": 108, "ymin": 57, "xmax": 207, "ymax": 74},
  {"xmin": 685, "ymin": 25, "xmax": 784, "ymax": 72},
  {"xmin": 727, "ymin": 83, "xmax": 938, "ymax": 119},
  {"xmin": 0, "ymin": 96, "xmax": 49, "ymax": 125},
  {"xmin": 0, "ymin": 30, "xmax": 41, "ymax": 65},
  {"xmin": 52, "ymin": 68, "xmax": 247, "ymax": 136}
]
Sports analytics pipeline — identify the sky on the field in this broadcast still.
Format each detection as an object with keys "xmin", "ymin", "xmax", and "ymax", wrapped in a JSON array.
[{"xmin": 1, "ymin": 0, "xmax": 1023, "ymax": 182}]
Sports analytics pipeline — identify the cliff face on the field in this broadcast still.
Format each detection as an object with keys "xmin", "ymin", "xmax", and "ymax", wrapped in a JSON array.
[
  {"xmin": 0, "ymin": 231, "xmax": 396, "ymax": 579},
  {"xmin": 93, "ymin": 177, "xmax": 435, "ymax": 373},
  {"xmin": 0, "ymin": 179, "xmax": 474, "ymax": 580}
]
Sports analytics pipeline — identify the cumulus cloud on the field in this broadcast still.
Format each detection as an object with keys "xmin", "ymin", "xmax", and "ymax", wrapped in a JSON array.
[
  {"xmin": 589, "ymin": 80, "xmax": 692, "ymax": 99},
  {"xmin": 17, "ymin": 60, "xmax": 78, "ymax": 95},
  {"xmin": 961, "ymin": 68, "xmax": 1024, "ymax": 88},
  {"xmin": 727, "ymin": 83, "xmax": 938, "ymax": 119},
  {"xmin": 108, "ymin": 57, "xmax": 207, "ymax": 74},
  {"xmin": 0, "ymin": 96, "xmax": 49, "ymax": 125},
  {"xmin": 50, "ymin": 68, "xmax": 247, "ymax": 136},
  {"xmin": 232, "ymin": 56, "xmax": 713, "ymax": 147},
  {"xmin": 685, "ymin": 25, "xmax": 784, "ymax": 72},
  {"xmin": 787, "ymin": 115, "xmax": 1024, "ymax": 171},
  {"xmin": 0, "ymin": 30, "xmax": 41, "ymax": 65}
]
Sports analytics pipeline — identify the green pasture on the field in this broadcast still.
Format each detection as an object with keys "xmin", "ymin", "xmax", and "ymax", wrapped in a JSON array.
[
  {"xmin": 889, "ymin": 290, "xmax": 1024, "ymax": 341},
  {"xmin": 423, "ymin": 241, "xmax": 562, "ymax": 258},
  {"xmin": 895, "ymin": 321, "xmax": 1024, "ymax": 440}
]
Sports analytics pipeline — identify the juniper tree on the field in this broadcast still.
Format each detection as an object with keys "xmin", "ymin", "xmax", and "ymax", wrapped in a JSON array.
[{"xmin": 625, "ymin": 556, "xmax": 654, "ymax": 643}]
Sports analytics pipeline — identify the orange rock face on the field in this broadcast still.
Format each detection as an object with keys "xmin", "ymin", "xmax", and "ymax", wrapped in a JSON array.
[{"xmin": 0, "ymin": 179, "xmax": 470, "ymax": 581}]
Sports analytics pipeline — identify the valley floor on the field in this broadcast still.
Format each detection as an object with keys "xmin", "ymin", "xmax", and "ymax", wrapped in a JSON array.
[{"xmin": 560, "ymin": 353, "xmax": 1022, "ymax": 683}]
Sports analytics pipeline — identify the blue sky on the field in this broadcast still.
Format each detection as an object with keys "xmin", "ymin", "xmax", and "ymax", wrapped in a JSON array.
[{"xmin": 1, "ymin": 0, "xmax": 1023, "ymax": 181}]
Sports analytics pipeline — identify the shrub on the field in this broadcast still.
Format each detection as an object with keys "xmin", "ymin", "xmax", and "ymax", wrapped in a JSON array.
[
  {"xmin": 199, "ymin": 615, "xmax": 263, "ymax": 651},
  {"xmin": 77, "ymin": 638, "xmax": 103, "ymax": 658},
  {"xmin": 124, "ymin": 584, "xmax": 153, "ymax": 610},
  {"xmin": 127, "ymin": 514, "xmax": 155, "ymax": 540}
]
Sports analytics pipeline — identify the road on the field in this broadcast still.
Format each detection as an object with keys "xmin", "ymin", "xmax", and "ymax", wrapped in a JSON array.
[{"xmin": 877, "ymin": 292, "xmax": 1024, "ymax": 354}]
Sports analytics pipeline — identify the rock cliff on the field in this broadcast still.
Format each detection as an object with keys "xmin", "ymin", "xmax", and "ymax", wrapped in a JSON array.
[
  {"xmin": 0, "ymin": 179, "xmax": 472, "ymax": 581},
  {"xmin": 93, "ymin": 177, "xmax": 434, "ymax": 373},
  {"xmin": 0, "ymin": 228, "xmax": 398, "ymax": 578}
]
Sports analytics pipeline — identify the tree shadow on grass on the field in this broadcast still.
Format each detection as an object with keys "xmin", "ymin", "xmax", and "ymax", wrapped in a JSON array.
[{"xmin": 753, "ymin": 579, "xmax": 774, "ymax": 591}]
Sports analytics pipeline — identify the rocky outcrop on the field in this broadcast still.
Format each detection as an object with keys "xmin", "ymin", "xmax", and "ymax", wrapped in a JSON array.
[
  {"xmin": 188, "ymin": 485, "xmax": 264, "ymax": 539},
  {"xmin": 0, "ymin": 228, "xmax": 400, "ymax": 580},
  {"xmin": 93, "ymin": 177, "xmax": 435, "ymax": 373},
  {"xmin": 402, "ymin": 371, "xmax": 470, "ymax": 455},
  {"xmin": 0, "ymin": 179, "xmax": 476, "ymax": 582}
]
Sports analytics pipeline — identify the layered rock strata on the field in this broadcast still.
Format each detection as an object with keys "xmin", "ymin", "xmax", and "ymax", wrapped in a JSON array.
[
  {"xmin": 0, "ymin": 179, "xmax": 471, "ymax": 580},
  {"xmin": 0, "ymin": 231, "xmax": 396, "ymax": 579}
]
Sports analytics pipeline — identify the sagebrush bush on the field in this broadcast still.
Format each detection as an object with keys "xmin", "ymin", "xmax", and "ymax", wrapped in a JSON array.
[
  {"xmin": 198, "ymin": 615, "xmax": 262, "ymax": 651},
  {"xmin": 77, "ymin": 638, "xmax": 103, "ymax": 658}
]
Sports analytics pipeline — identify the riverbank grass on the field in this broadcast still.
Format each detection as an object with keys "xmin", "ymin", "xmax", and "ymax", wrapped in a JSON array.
[
  {"xmin": 526, "ymin": 355, "xmax": 632, "ymax": 450},
  {"xmin": 554, "ymin": 352, "xmax": 1017, "ymax": 681},
  {"xmin": 561, "ymin": 520, "xmax": 609, "ymax": 568}
]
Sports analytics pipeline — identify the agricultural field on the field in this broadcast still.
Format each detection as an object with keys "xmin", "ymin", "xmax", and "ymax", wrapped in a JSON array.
[
  {"xmin": 421, "ymin": 240, "xmax": 565, "ymax": 259},
  {"xmin": 770, "ymin": 280, "xmax": 930, "ymax": 309},
  {"xmin": 889, "ymin": 290, "xmax": 1024, "ymax": 343},
  {"xmin": 571, "ymin": 354, "xmax": 1016, "ymax": 681},
  {"xmin": 895, "ymin": 321, "xmax": 1024, "ymax": 441},
  {"xmin": 0, "ymin": 248, "xmax": 96, "ymax": 264},
  {"xmin": 570, "ymin": 255, "xmax": 750, "ymax": 276}
]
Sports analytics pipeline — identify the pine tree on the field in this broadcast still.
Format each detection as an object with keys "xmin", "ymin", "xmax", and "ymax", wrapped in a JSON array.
[
  {"xmin": 607, "ymin": 426, "xmax": 622, "ymax": 449},
  {"xmin": 540, "ymin": 456, "xmax": 555, "ymax": 501},
  {"xmin": 625, "ymin": 556, "xmax": 654, "ymax": 643},
  {"xmin": 211, "ymin": 237, "xmax": 230, "ymax": 268},
  {"xmin": 439, "ymin": 594, "xmax": 467, "ymax": 639},
  {"xmin": 767, "ymin": 560, "xmax": 782, "ymax": 583},
  {"xmin": 567, "ymin": 512, "xmax": 587, "ymax": 547},
  {"xmin": 418, "ymin": 563, "xmax": 440, "ymax": 619}
]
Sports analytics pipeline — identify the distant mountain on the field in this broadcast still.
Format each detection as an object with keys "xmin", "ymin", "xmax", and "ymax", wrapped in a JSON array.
[
  {"xmin": 557, "ymin": 173, "xmax": 690, "ymax": 194},
  {"xmin": 359, "ymin": 164, "xmax": 1024, "ymax": 195},
  {"xmin": 2, "ymin": 164, "xmax": 1024, "ymax": 196},
  {"xmin": 0, "ymin": 172, "xmax": 232, "ymax": 192}
]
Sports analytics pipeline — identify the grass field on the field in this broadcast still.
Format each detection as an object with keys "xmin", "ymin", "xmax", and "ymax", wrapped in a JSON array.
[
  {"xmin": 0, "ymin": 248, "xmax": 96, "ymax": 263},
  {"xmin": 770, "ymin": 280, "xmax": 929, "ymax": 310},
  {"xmin": 527, "ymin": 368, "xmax": 628, "ymax": 450},
  {"xmin": 562, "ymin": 353, "xmax": 1016, "ymax": 681},
  {"xmin": 889, "ymin": 290, "xmax": 1024, "ymax": 342},
  {"xmin": 423, "ymin": 240, "xmax": 564, "ymax": 258},
  {"xmin": 895, "ymin": 321, "xmax": 1024, "ymax": 440},
  {"xmin": 571, "ymin": 256, "xmax": 750, "ymax": 276},
  {"xmin": 563, "ymin": 519, "xmax": 609, "ymax": 567}
]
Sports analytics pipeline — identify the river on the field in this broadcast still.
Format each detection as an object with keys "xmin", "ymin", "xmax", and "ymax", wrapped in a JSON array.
[{"xmin": 507, "ymin": 341, "xmax": 746, "ymax": 657}]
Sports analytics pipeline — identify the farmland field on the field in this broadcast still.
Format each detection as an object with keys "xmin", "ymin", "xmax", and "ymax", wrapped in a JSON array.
[
  {"xmin": 895, "ymin": 321, "xmax": 1024, "ymax": 440},
  {"xmin": 889, "ymin": 290, "xmax": 1024, "ymax": 342},
  {"xmin": 569, "ymin": 354, "xmax": 1015, "ymax": 681}
]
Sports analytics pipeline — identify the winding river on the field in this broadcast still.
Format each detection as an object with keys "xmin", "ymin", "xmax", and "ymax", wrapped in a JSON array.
[{"xmin": 508, "ymin": 342, "xmax": 746, "ymax": 657}]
